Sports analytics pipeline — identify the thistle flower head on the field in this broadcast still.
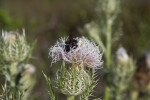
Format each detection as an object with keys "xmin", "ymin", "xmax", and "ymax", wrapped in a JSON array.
[
  {"xmin": 0, "ymin": 30, "xmax": 30, "ymax": 62},
  {"xmin": 49, "ymin": 36, "xmax": 103, "ymax": 69}
]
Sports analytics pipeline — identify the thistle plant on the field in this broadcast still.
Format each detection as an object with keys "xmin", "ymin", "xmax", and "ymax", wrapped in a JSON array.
[
  {"xmin": 110, "ymin": 47, "xmax": 135, "ymax": 100},
  {"xmin": 45, "ymin": 36, "xmax": 103, "ymax": 100},
  {"xmin": 0, "ymin": 81, "xmax": 24, "ymax": 100},
  {"xmin": 83, "ymin": 0, "xmax": 136, "ymax": 100},
  {"xmin": 0, "ymin": 30, "xmax": 35, "ymax": 100}
]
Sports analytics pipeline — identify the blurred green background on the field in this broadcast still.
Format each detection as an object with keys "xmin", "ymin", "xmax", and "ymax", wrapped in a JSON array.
[{"xmin": 0, "ymin": 0, "xmax": 150, "ymax": 100}]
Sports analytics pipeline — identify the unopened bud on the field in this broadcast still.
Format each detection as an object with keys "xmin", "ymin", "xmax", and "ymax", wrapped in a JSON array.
[
  {"xmin": 116, "ymin": 47, "xmax": 129, "ymax": 65},
  {"xmin": 55, "ymin": 67, "xmax": 91, "ymax": 96},
  {"xmin": 1, "ymin": 30, "xmax": 30, "ymax": 62}
]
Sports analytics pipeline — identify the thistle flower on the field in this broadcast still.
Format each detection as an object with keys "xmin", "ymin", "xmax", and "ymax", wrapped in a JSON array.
[
  {"xmin": 49, "ymin": 36, "xmax": 103, "ymax": 69},
  {"xmin": 0, "ymin": 30, "xmax": 30, "ymax": 62}
]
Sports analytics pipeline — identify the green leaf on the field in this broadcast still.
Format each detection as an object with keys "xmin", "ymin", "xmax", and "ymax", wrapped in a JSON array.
[{"xmin": 43, "ymin": 72, "xmax": 55, "ymax": 100}]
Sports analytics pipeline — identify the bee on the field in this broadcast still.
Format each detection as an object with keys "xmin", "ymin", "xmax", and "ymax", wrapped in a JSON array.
[{"xmin": 65, "ymin": 34, "xmax": 78, "ymax": 52}]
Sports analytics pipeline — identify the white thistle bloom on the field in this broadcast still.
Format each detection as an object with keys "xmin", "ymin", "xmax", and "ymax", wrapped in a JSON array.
[
  {"xmin": 0, "ymin": 30, "xmax": 30, "ymax": 62},
  {"xmin": 49, "ymin": 36, "xmax": 103, "ymax": 69}
]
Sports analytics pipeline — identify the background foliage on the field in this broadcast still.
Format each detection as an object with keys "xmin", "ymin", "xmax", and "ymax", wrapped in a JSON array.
[{"xmin": 0, "ymin": 0, "xmax": 150, "ymax": 100}]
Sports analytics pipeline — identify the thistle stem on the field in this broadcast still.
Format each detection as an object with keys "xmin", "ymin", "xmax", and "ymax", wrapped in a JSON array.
[
  {"xmin": 104, "ymin": 18, "xmax": 112, "ymax": 100},
  {"xmin": 115, "ymin": 85, "xmax": 121, "ymax": 100},
  {"xmin": 131, "ymin": 90, "xmax": 138, "ymax": 100},
  {"xmin": 9, "ymin": 63, "xmax": 18, "ymax": 87},
  {"xmin": 106, "ymin": 19, "xmax": 112, "ymax": 68},
  {"xmin": 104, "ymin": 86, "xmax": 109, "ymax": 100},
  {"xmin": 67, "ymin": 96, "xmax": 75, "ymax": 100}
]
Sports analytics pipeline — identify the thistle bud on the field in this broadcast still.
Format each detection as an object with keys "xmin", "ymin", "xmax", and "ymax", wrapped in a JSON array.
[
  {"xmin": 107, "ymin": 0, "xmax": 119, "ymax": 14},
  {"xmin": 116, "ymin": 47, "xmax": 129, "ymax": 65},
  {"xmin": 55, "ymin": 66, "xmax": 91, "ymax": 96},
  {"xmin": 85, "ymin": 22, "xmax": 102, "ymax": 45},
  {"xmin": 0, "ymin": 30, "xmax": 30, "ymax": 62},
  {"xmin": 17, "ymin": 64, "xmax": 36, "ymax": 100}
]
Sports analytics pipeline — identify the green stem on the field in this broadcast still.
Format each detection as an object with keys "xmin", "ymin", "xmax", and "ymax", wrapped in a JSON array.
[
  {"xmin": 116, "ymin": 93, "xmax": 121, "ymax": 100},
  {"xmin": 131, "ymin": 89, "xmax": 138, "ymax": 100},
  {"xmin": 9, "ymin": 63, "xmax": 18, "ymax": 87},
  {"xmin": 104, "ymin": 86, "xmax": 109, "ymax": 100},
  {"xmin": 106, "ymin": 19, "xmax": 112, "ymax": 68},
  {"xmin": 115, "ymin": 86, "xmax": 121, "ymax": 100},
  {"xmin": 104, "ymin": 19, "xmax": 112, "ymax": 100},
  {"xmin": 10, "ymin": 62, "xmax": 18, "ymax": 76},
  {"xmin": 67, "ymin": 96, "xmax": 75, "ymax": 100}
]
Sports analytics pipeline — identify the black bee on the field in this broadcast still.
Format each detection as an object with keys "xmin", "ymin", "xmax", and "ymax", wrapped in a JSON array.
[{"xmin": 65, "ymin": 34, "xmax": 78, "ymax": 52}]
